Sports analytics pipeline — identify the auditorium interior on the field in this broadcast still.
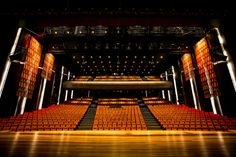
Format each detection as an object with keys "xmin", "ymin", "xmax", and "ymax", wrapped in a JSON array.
[{"xmin": 0, "ymin": 0, "xmax": 236, "ymax": 156}]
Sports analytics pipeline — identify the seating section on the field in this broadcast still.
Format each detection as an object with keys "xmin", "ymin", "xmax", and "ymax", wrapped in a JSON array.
[
  {"xmin": 73, "ymin": 76, "xmax": 93, "ymax": 81},
  {"xmin": 145, "ymin": 98, "xmax": 236, "ymax": 131},
  {"xmin": 92, "ymin": 98, "xmax": 147, "ymax": 130},
  {"xmin": 142, "ymin": 76, "xmax": 161, "ymax": 81},
  {"xmin": 1, "ymin": 96, "xmax": 236, "ymax": 132},
  {"xmin": 94, "ymin": 76, "xmax": 142, "ymax": 81},
  {"xmin": 0, "ymin": 102, "xmax": 90, "ymax": 131},
  {"xmin": 65, "ymin": 97, "xmax": 93, "ymax": 105}
]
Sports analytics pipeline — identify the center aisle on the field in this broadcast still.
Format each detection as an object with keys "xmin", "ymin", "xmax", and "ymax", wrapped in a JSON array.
[{"xmin": 77, "ymin": 103, "xmax": 97, "ymax": 130}]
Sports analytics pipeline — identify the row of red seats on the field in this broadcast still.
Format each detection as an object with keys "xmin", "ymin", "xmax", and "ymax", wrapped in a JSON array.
[
  {"xmin": 147, "ymin": 102, "xmax": 236, "ymax": 131},
  {"xmin": 0, "ymin": 104, "xmax": 89, "ymax": 131},
  {"xmin": 93, "ymin": 99, "xmax": 147, "ymax": 130}
]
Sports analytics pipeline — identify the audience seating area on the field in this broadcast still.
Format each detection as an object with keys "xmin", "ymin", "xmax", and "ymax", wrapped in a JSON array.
[
  {"xmin": 73, "ymin": 76, "xmax": 93, "ymax": 81},
  {"xmin": 65, "ymin": 97, "xmax": 93, "ymax": 105},
  {"xmin": 94, "ymin": 76, "xmax": 142, "ymax": 81},
  {"xmin": 0, "ymin": 102, "xmax": 90, "ymax": 131},
  {"xmin": 1, "ymin": 97, "xmax": 236, "ymax": 132},
  {"xmin": 142, "ymin": 76, "xmax": 161, "ymax": 81},
  {"xmin": 144, "ymin": 98, "xmax": 236, "ymax": 131},
  {"xmin": 93, "ymin": 98, "xmax": 147, "ymax": 130}
]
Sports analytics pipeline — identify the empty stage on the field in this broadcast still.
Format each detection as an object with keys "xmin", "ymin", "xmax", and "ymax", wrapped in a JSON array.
[{"xmin": 0, "ymin": 130, "xmax": 236, "ymax": 157}]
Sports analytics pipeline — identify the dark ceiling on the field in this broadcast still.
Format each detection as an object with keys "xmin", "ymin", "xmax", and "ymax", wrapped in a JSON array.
[
  {"xmin": 1, "ymin": 0, "xmax": 235, "ymax": 77},
  {"xmin": 41, "ymin": 25, "xmax": 204, "ymax": 76}
]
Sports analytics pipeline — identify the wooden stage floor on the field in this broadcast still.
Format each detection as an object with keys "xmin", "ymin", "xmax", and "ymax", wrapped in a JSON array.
[{"xmin": 0, "ymin": 130, "xmax": 236, "ymax": 157}]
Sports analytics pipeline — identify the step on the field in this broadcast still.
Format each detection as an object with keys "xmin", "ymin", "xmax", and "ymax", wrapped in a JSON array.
[
  {"xmin": 140, "ymin": 106, "xmax": 163, "ymax": 130},
  {"xmin": 77, "ymin": 105, "xmax": 97, "ymax": 130}
]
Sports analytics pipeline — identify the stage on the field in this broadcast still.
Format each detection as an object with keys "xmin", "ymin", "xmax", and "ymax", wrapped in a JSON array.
[{"xmin": 1, "ymin": 130, "xmax": 236, "ymax": 156}]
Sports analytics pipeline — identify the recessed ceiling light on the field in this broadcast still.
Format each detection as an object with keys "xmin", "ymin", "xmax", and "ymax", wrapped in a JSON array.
[
  {"xmin": 73, "ymin": 56, "xmax": 76, "ymax": 59},
  {"xmin": 99, "ymin": 56, "xmax": 102, "ymax": 58},
  {"xmin": 126, "ymin": 56, "xmax": 128, "ymax": 58},
  {"xmin": 152, "ymin": 56, "xmax": 154, "ymax": 58},
  {"xmin": 90, "ymin": 56, "xmax": 93, "ymax": 59},
  {"xmin": 77, "ymin": 61, "xmax": 79, "ymax": 64},
  {"xmin": 156, "ymin": 61, "xmax": 159, "ymax": 64},
  {"xmin": 160, "ymin": 56, "xmax": 163, "ymax": 59},
  {"xmin": 108, "ymin": 56, "xmax": 110, "ymax": 58},
  {"xmin": 134, "ymin": 56, "xmax": 137, "ymax": 58},
  {"xmin": 143, "ymin": 56, "xmax": 146, "ymax": 59}
]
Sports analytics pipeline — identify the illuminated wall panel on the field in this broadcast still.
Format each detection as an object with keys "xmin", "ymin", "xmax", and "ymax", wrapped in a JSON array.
[
  {"xmin": 16, "ymin": 34, "xmax": 42, "ymax": 99},
  {"xmin": 41, "ymin": 53, "xmax": 55, "ymax": 81},
  {"xmin": 181, "ymin": 53, "xmax": 195, "ymax": 81},
  {"xmin": 194, "ymin": 37, "xmax": 220, "ymax": 98}
]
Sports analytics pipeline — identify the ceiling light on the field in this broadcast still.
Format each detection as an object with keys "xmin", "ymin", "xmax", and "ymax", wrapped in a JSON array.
[
  {"xmin": 152, "ymin": 56, "xmax": 154, "ymax": 58},
  {"xmin": 77, "ymin": 61, "xmax": 79, "ymax": 64},
  {"xmin": 160, "ymin": 56, "xmax": 163, "ymax": 59},
  {"xmin": 143, "ymin": 56, "xmax": 146, "ymax": 59},
  {"xmin": 90, "ymin": 56, "xmax": 93, "ymax": 59},
  {"xmin": 99, "ymin": 56, "xmax": 102, "ymax": 58},
  {"xmin": 73, "ymin": 56, "xmax": 76, "ymax": 59}
]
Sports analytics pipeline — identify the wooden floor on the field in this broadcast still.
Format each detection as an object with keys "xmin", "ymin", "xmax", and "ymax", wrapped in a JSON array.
[{"xmin": 1, "ymin": 130, "xmax": 236, "ymax": 157}]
